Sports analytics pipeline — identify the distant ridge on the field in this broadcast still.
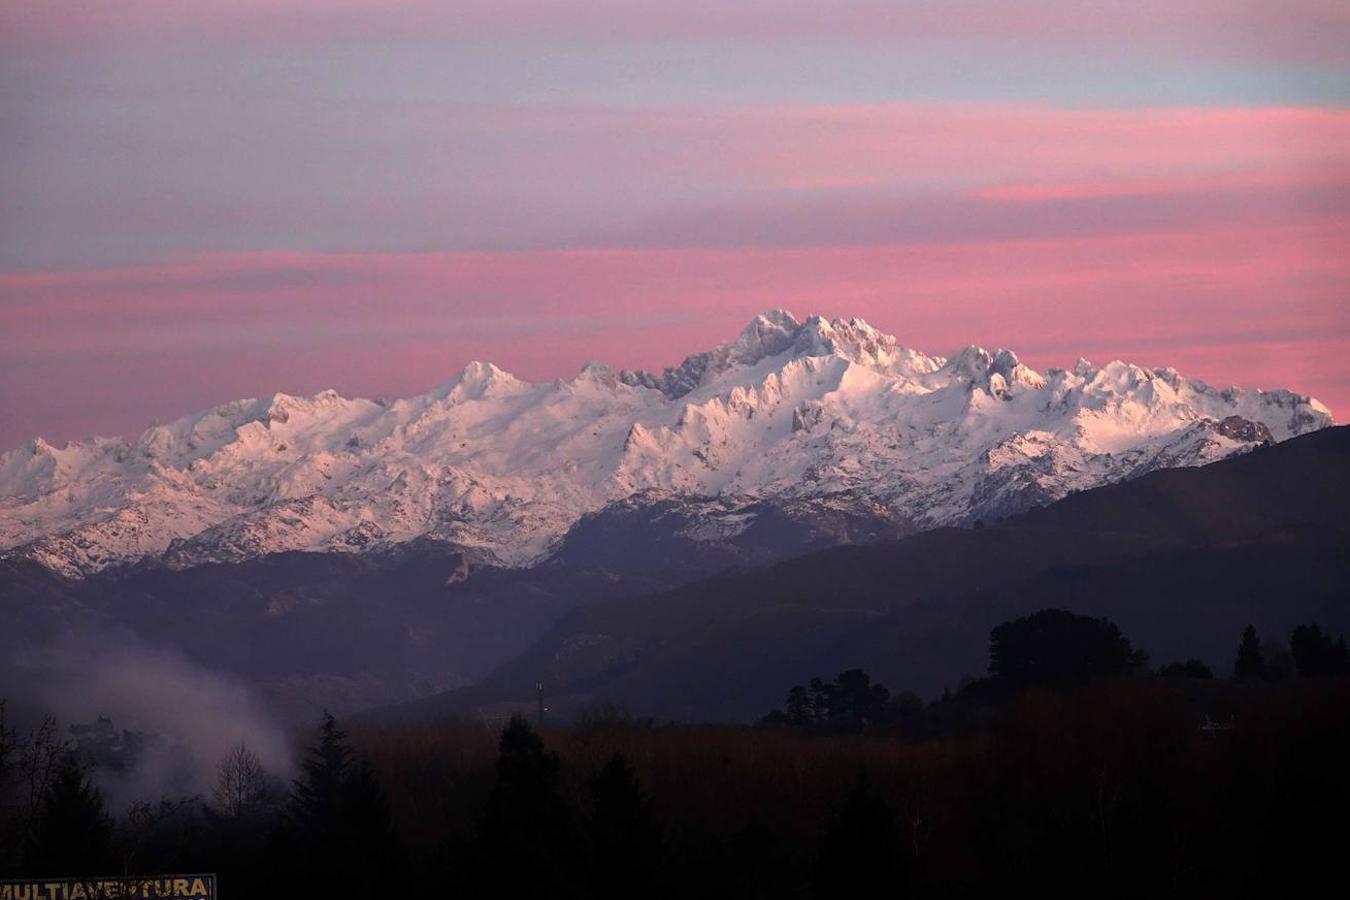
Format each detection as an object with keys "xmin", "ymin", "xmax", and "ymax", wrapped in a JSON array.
[
  {"xmin": 377, "ymin": 424, "xmax": 1350, "ymax": 723},
  {"xmin": 1, "ymin": 311, "xmax": 1332, "ymax": 577}
]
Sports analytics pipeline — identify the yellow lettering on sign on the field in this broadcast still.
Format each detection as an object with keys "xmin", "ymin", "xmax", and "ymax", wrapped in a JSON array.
[{"xmin": 188, "ymin": 881, "xmax": 206, "ymax": 898}]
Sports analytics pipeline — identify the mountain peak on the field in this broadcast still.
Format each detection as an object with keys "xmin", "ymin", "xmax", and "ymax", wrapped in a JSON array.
[
  {"xmin": 0, "ymin": 312, "xmax": 1334, "ymax": 577},
  {"xmin": 571, "ymin": 361, "xmax": 618, "ymax": 387},
  {"xmin": 459, "ymin": 360, "xmax": 508, "ymax": 381},
  {"xmin": 792, "ymin": 315, "xmax": 898, "ymax": 366},
  {"xmin": 622, "ymin": 311, "xmax": 930, "ymax": 398},
  {"xmin": 436, "ymin": 361, "xmax": 523, "ymax": 401},
  {"xmin": 729, "ymin": 309, "xmax": 802, "ymax": 363}
]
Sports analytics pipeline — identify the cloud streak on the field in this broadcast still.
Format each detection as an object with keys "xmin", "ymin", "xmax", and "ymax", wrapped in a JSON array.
[
  {"xmin": 4, "ymin": 101, "xmax": 1346, "ymax": 267},
  {"xmin": 2, "ymin": 217, "xmax": 1345, "ymax": 448},
  {"xmin": 6, "ymin": 2, "xmax": 1349, "ymax": 65}
]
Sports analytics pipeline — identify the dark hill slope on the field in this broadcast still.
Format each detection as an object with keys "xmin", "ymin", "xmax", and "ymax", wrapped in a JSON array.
[{"xmin": 382, "ymin": 425, "xmax": 1350, "ymax": 722}]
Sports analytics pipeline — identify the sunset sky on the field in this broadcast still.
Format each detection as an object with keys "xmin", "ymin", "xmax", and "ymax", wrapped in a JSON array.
[{"xmin": 2, "ymin": 1, "xmax": 1348, "ymax": 448}]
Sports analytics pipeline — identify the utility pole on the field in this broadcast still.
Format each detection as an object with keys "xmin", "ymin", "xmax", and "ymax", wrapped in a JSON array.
[{"xmin": 535, "ymin": 681, "xmax": 545, "ymax": 725}]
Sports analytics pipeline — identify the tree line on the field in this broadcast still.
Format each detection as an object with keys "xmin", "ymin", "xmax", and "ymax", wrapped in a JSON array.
[
  {"xmin": 761, "ymin": 610, "xmax": 1349, "ymax": 736},
  {"xmin": 1, "ymin": 608, "xmax": 1347, "ymax": 897}
]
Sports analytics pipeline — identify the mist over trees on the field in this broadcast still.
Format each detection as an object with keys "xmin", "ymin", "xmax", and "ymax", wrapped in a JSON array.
[
  {"xmin": 0, "ymin": 614, "xmax": 1347, "ymax": 897},
  {"xmin": 212, "ymin": 743, "xmax": 269, "ymax": 820}
]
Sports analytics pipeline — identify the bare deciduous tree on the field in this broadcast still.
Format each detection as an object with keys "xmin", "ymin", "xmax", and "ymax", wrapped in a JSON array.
[
  {"xmin": 0, "ymin": 705, "xmax": 71, "ymax": 869},
  {"xmin": 20, "ymin": 716, "xmax": 69, "ymax": 819},
  {"xmin": 213, "ymin": 741, "xmax": 268, "ymax": 819}
]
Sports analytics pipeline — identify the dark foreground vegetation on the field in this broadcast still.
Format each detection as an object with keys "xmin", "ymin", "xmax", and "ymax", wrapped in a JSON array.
[{"xmin": 2, "ymin": 613, "xmax": 1347, "ymax": 898}]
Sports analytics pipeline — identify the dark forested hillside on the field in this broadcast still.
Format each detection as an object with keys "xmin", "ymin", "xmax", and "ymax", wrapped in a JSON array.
[
  {"xmin": 0, "ymin": 541, "xmax": 675, "ymax": 720},
  {"xmin": 5, "ymin": 428, "xmax": 1347, "ymax": 724},
  {"xmin": 0, "ymin": 498, "xmax": 915, "ymax": 721},
  {"xmin": 384, "ymin": 425, "xmax": 1350, "ymax": 722}
]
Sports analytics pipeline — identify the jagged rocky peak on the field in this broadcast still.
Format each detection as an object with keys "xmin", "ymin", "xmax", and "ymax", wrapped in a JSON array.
[
  {"xmin": 793, "ymin": 314, "xmax": 892, "ymax": 362},
  {"xmin": 571, "ymin": 360, "xmax": 618, "ymax": 387},
  {"xmin": 619, "ymin": 309, "xmax": 938, "ymax": 398},
  {"xmin": 436, "ymin": 360, "xmax": 523, "ymax": 401},
  {"xmin": 1215, "ymin": 415, "xmax": 1274, "ymax": 444},
  {"xmin": 730, "ymin": 308, "xmax": 802, "ymax": 363},
  {"xmin": 946, "ymin": 345, "xmax": 994, "ymax": 380},
  {"xmin": 939, "ymin": 345, "xmax": 1043, "ymax": 397},
  {"xmin": 620, "ymin": 309, "xmax": 804, "ymax": 398}
]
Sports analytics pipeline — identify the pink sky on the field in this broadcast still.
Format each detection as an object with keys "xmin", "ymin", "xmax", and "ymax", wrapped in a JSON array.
[
  {"xmin": 4, "ymin": 216, "xmax": 1346, "ymax": 446},
  {"xmin": 1, "ymin": 6, "xmax": 1348, "ymax": 447}
]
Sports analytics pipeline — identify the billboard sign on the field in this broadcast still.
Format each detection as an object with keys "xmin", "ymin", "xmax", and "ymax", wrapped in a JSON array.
[{"xmin": 0, "ymin": 875, "xmax": 216, "ymax": 900}]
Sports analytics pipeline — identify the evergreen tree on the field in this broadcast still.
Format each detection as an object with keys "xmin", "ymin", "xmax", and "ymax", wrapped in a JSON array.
[
  {"xmin": 830, "ymin": 669, "xmax": 891, "ymax": 729},
  {"xmin": 287, "ymin": 711, "xmax": 400, "ymax": 898},
  {"xmin": 340, "ymin": 758, "xmax": 402, "ymax": 896},
  {"xmin": 584, "ymin": 754, "xmax": 665, "ymax": 900},
  {"xmin": 814, "ymin": 775, "xmax": 906, "ymax": 900},
  {"xmin": 24, "ymin": 758, "xmax": 111, "ymax": 876},
  {"xmin": 989, "ymin": 609, "xmax": 1142, "ymax": 688},
  {"xmin": 1235, "ymin": 625, "xmax": 1267, "ymax": 679},
  {"xmin": 784, "ymin": 685, "xmax": 815, "ymax": 728},
  {"xmin": 1290, "ymin": 624, "xmax": 1350, "ymax": 677},
  {"xmin": 291, "ymin": 711, "xmax": 352, "ymax": 835},
  {"xmin": 763, "ymin": 670, "xmax": 893, "ymax": 733},
  {"xmin": 475, "ymin": 715, "xmax": 582, "ymax": 898},
  {"xmin": 725, "ymin": 822, "xmax": 796, "ymax": 900}
]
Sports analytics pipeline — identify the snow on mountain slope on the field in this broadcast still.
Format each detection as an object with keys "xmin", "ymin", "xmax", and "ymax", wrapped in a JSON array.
[{"xmin": 0, "ymin": 311, "xmax": 1333, "ymax": 577}]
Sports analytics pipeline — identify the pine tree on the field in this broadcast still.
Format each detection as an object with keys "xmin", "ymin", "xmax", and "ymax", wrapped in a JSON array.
[
  {"xmin": 584, "ymin": 754, "xmax": 665, "ymax": 900},
  {"xmin": 784, "ymin": 685, "xmax": 815, "ymax": 728},
  {"xmin": 340, "ymin": 758, "xmax": 402, "ymax": 896},
  {"xmin": 1235, "ymin": 625, "xmax": 1267, "ymax": 678},
  {"xmin": 25, "ymin": 758, "xmax": 112, "ymax": 876},
  {"xmin": 475, "ymin": 715, "xmax": 582, "ymax": 898},
  {"xmin": 287, "ymin": 711, "xmax": 400, "ymax": 898},
  {"xmin": 290, "ymin": 711, "xmax": 352, "ymax": 836},
  {"xmin": 830, "ymin": 669, "xmax": 891, "ymax": 730},
  {"xmin": 814, "ymin": 774, "xmax": 906, "ymax": 900},
  {"xmin": 1290, "ymin": 624, "xmax": 1350, "ymax": 677}
]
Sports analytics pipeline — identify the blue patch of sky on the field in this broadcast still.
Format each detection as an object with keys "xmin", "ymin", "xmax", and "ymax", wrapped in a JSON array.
[{"xmin": 203, "ymin": 37, "xmax": 1350, "ymax": 108}]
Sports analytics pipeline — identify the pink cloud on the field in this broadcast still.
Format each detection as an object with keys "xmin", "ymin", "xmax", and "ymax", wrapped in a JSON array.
[
  {"xmin": 708, "ymin": 105, "xmax": 1350, "ymax": 192},
  {"xmin": 974, "ymin": 164, "xmax": 1350, "ymax": 201},
  {"xmin": 3, "ymin": 218, "xmax": 1345, "ymax": 447},
  {"xmin": 8, "ymin": 99, "xmax": 1345, "ymax": 268}
]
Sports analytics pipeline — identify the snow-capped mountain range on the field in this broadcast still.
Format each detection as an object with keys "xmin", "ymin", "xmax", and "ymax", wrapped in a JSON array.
[{"xmin": 0, "ymin": 311, "xmax": 1333, "ymax": 578}]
